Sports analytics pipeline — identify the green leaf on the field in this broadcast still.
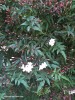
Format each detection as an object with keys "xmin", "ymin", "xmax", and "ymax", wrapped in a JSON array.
[
  {"xmin": 21, "ymin": 22, "xmax": 28, "ymax": 26},
  {"xmin": 37, "ymin": 78, "xmax": 43, "ymax": 81},
  {"xmin": 0, "ymin": 52, "xmax": 4, "ymax": 68},
  {"xmin": 27, "ymin": 26, "xmax": 31, "ymax": 32},
  {"xmin": 32, "ymin": 26, "xmax": 42, "ymax": 32},
  {"xmin": 67, "ymin": 25, "xmax": 75, "ymax": 37},
  {"xmin": 54, "ymin": 82, "xmax": 61, "ymax": 89},
  {"xmin": 37, "ymin": 81, "xmax": 45, "ymax": 92},
  {"xmin": 0, "ymin": 5, "xmax": 7, "ymax": 10},
  {"xmin": 21, "ymin": 80, "xmax": 30, "ymax": 90},
  {"xmin": 11, "ymin": 77, "xmax": 15, "ymax": 82},
  {"xmin": 17, "ymin": 77, "xmax": 24, "ymax": 86},
  {"xmin": 17, "ymin": 80, "xmax": 21, "ymax": 86},
  {"xmin": 36, "ymin": 50, "xmax": 44, "ymax": 56},
  {"xmin": 52, "ymin": 61, "xmax": 59, "ymax": 66},
  {"xmin": 61, "ymin": 75, "xmax": 70, "ymax": 82},
  {"xmin": 15, "ymin": 78, "xmax": 18, "ymax": 85},
  {"xmin": 51, "ymin": 64, "xmax": 59, "ymax": 68},
  {"xmin": 0, "ymin": 93, "xmax": 5, "ymax": 100},
  {"xmin": 46, "ymin": 78, "xmax": 50, "ymax": 85},
  {"xmin": 60, "ymin": 51, "xmax": 66, "ymax": 61}
]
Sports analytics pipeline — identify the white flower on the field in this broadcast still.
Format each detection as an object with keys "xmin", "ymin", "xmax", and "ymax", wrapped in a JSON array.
[
  {"xmin": 69, "ymin": 89, "xmax": 75, "ymax": 95},
  {"xmin": 20, "ymin": 64, "xmax": 25, "ymax": 69},
  {"xmin": 39, "ymin": 62, "xmax": 47, "ymax": 70},
  {"xmin": 1, "ymin": 46, "xmax": 6, "ymax": 49},
  {"xmin": 20, "ymin": 62, "xmax": 33, "ymax": 73},
  {"xmin": 27, "ymin": 62, "xmax": 33, "ymax": 67},
  {"xmin": 11, "ymin": 57, "xmax": 15, "ymax": 58},
  {"xmin": 49, "ymin": 38, "xmax": 55, "ymax": 46},
  {"xmin": 10, "ymin": 57, "xmax": 15, "ymax": 61},
  {"xmin": 22, "ymin": 66, "xmax": 32, "ymax": 73},
  {"xmin": 1, "ymin": 46, "xmax": 8, "ymax": 51}
]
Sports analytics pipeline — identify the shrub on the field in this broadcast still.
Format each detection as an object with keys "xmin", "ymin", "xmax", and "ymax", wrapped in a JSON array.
[{"xmin": 0, "ymin": 0, "xmax": 75, "ymax": 99}]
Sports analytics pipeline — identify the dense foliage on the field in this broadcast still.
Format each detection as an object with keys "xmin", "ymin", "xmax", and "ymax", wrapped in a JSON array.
[{"xmin": 0, "ymin": 0, "xmax": 75, "ymax": 99}]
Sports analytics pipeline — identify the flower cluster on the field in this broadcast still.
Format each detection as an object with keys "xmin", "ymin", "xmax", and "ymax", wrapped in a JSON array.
[
  {"xmin": 49, "ymin": 38, "xmax": 55, "ymax": 46},
  {"xmin": 19, "ymin": 38, "xmax": 55, "ymax": 73},
  {"xmin": 20, "ymin": 62, "xmax": 33, "ymax": 73},
  {"xmin": 39, "ymin": 62, "xmax": 47, "ymax": 70},
  {"xmin": 20, "ymin": 62, "xmax": 47, "ymax": 73},
  {"xmin": 1, "ymin": 46, "xmax": 8, "ymax": 51}
]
